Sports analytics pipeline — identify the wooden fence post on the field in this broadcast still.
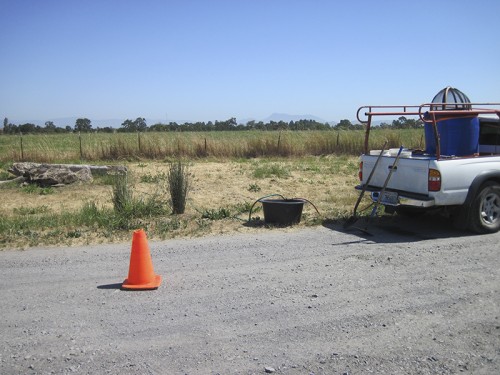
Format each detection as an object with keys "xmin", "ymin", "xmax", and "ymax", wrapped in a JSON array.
[
  {"xmin": 20, "ymin": 132, "xmax": 24, "ymax": 160},
  {"xmin": 79, "ymin": 132, "xmax": 83, "ymax": 160}
]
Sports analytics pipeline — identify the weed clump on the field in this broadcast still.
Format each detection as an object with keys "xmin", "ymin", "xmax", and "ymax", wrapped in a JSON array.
[
  {"xmin": 252, "ymin": 163, "xmax": 290, "ymax": 179},
  {"xmin": 201, "ymin": 207, "xmax": 231, "ymax": 220},
  {"xmin": 112, "ymin": 175, "xmax": 133, "ymax": 213},
  {"xmin": 108, "ymin": 174, "xmax": 169, "ymax": 229}
]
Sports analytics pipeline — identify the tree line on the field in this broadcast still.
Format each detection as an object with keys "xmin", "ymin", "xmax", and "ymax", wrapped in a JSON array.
[{"xmin": 1, "ymin": 116, "xmax": 423, "ymax": 135}]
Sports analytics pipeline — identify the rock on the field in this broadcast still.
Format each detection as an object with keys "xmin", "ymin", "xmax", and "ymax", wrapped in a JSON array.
[
  {"xmin": 9, "ymin": 162, "xmax": 91, "ymax": 186},
  {"xmin": 7, "ymin": 162, "xmax": 127, "ymax": 186},
  {"xmin": 32, "ymin": 165, "xmax": 92, "ymax": 186},
  {"xmin": 264, "ymin": 366, "xmax": 276, "ymax": 373},
  {"xmin": 87, "ymin": 165, "xmax": 127, "ymax": 176}
]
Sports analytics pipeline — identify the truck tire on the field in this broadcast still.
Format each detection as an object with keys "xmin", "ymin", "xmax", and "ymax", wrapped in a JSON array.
[{"xmin": 468, "ymin": 181, "xmax": 500, "ymax": 234}]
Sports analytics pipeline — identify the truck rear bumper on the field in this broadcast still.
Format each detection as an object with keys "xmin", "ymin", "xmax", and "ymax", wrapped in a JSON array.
[{"xmin": 355, "ymin": 185, "xmax": 435, "ymax": 208}]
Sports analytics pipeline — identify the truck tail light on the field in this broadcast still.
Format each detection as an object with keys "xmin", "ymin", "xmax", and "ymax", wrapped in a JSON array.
[
  {"xmin": 428, "ymin": 169, "xmax": 441, "ymax": 191},
  {"xmin": 358, "ymin": 161, "xmax": 363, "ymax": 181}
]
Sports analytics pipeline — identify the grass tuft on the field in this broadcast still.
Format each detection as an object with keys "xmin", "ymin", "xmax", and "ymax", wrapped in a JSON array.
[
  {"xmin": 252, "ymin": 163, "xmax": 291, "ymax": 179},
  {"xmin": 201, "ymin": 207, "xmax": 231, "ymax": 220},
  {"xmin": 112, "ymin": 175, "xmax": 133, "ymax": 213},
  {"xmin": 248, "ymin": 183, "xmax": 261, "ymax": 192},
  {"xmin": 140, "ymin": 172, "xmax": 167, "ymax": 183},
  {"xmin": 21, "ymin": 184, "xmax": 54, "ymax": 195}
]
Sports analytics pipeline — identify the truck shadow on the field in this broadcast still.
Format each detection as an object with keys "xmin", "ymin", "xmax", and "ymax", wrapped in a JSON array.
[{"xmin": 324, "ymin": 213, "xmax": 473, "ymax": 243}]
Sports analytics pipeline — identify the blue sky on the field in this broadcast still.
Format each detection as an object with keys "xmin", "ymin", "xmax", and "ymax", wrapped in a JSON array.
[{"xmin": 1, "ymin": 0, "xmax": 499, "ymax": 126}]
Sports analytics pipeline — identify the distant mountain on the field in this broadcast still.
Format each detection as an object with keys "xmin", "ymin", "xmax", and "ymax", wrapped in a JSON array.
[{"xmin": 237, "ymin": 117, "xmax": 256, "ymax": 125}]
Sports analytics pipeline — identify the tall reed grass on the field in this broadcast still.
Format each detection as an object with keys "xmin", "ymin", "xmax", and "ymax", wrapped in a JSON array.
[
  {"xmin": 0, "ymin": 129, "xmax": 423, "ymax": 162},
  {"xmin": 168, "ymin": 160, "xmax": 189, "ymax": 214}
]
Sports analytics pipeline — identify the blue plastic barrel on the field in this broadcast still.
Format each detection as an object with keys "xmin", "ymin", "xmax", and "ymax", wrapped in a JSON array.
[{"xmin": 424, "ymin": 116, "xmax": 479, "ymax": 156}]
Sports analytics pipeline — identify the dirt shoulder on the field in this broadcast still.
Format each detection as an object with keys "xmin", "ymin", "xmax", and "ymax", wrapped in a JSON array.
[{"xmin": 1, "ymin": 215, "xmax": 499, "ymax": 374}]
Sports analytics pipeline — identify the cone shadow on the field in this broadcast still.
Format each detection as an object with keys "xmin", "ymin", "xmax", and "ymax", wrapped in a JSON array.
[{"xmin": 97, "ymin": 283, "xmax": 123, "ymax": 290}]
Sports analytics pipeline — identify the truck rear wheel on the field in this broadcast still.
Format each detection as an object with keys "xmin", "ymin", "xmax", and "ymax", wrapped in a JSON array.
[{"xmin": 468, "ymin": 181, "xmax": 500, "ymax": 234}]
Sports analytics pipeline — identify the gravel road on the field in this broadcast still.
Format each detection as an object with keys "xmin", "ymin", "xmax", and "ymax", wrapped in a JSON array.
[{"xmin": 1, "ymin": 215, "xmax": 499, "ymax": 374}]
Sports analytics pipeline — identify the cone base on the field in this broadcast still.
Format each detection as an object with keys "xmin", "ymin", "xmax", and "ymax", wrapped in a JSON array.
[{"xmin": 122, "ymin": 275, "xmax": 162, "ymax": 290}]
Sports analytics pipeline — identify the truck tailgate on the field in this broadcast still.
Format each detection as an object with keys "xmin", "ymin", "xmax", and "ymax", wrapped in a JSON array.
[{"xmin": 362, "ymin": 156, "xmax": 430, "ymax": 194}]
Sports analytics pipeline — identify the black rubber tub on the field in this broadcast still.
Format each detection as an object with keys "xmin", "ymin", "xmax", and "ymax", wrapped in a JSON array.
[{"xmin": 260, "ymin": 198, "xmax": 305, "ymax": 225}]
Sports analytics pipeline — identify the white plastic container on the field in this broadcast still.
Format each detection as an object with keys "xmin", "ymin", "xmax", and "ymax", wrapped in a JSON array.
[
  {"xmin": 400, "ymin": 149, "xmax": 412, "ymax": 158},
  {"xmin": 369, "ymin": 149, "xmax": 390, "ymax": 156},
  {"xmin": 386, "ymin": 148, "xmax": 412, "ymax": 158},
  {"xmin": 388, "ymin": 148, "xmax": 412, "ymax": 158}
]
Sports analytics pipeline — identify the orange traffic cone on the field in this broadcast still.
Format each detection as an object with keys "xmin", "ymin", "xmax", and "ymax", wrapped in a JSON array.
[{"xmin": 122, "ymin": 229, "xmax": 162, "ymax": 290}]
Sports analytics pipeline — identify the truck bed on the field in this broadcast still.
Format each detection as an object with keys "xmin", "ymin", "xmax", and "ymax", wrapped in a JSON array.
[
  {"xmin": 360, "ymin": 151, "xmax": 500, "ymax": 206},
  {"xmin": 361, "ymin": 151, "xmax": 432, "ymax": 195}
]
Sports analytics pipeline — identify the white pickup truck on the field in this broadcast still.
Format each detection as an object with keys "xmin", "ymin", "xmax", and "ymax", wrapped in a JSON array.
[{"xmin": 355, "ymin": 102, "xmax": 500, "ymax": 233}]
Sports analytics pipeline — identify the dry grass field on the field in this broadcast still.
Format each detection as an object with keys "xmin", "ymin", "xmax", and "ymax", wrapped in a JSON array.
[
  {"xmin": 0, "ymin": 129, "xmax": 422, "ymax": 162},
  {"xmin": 0, "ymin": 128, "xmax": 425, "ymax": 249},
  {"xmin": 0, "ymin": 156, "xmax": 361, "ymax": 248}
]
